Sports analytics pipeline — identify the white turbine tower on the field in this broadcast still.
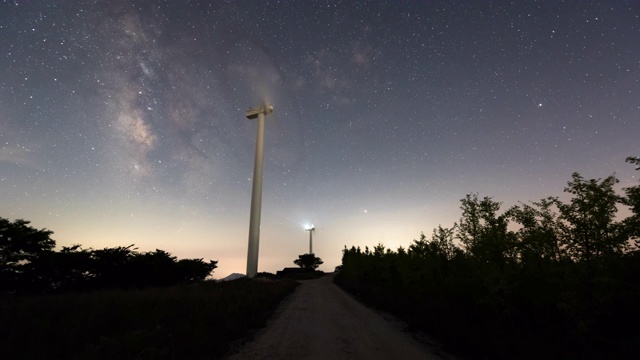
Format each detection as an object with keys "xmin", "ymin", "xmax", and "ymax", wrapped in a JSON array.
[
  {"xmin": 305, "ymin": 224, "xmax": 315, "ymax": 254},
  {"xmin": 245, "ymin": 103, "xmax": 274, "ymax": 278}
]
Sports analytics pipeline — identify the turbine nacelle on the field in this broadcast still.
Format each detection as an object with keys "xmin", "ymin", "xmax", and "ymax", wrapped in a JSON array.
[{"xmin": 245, "ymin": 104, "xmax": 274, "ymax": 119}]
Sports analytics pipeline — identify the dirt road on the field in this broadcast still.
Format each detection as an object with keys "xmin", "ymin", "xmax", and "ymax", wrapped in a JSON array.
[{"xmin": 225, "ymin": 274, "xmax": 448, "ymax": 360}]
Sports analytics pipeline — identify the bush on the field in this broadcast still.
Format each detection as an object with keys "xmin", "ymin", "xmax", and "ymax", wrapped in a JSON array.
[{"xmin": 0, "ymin": 279, "xmax": 298, "ymax": 359}]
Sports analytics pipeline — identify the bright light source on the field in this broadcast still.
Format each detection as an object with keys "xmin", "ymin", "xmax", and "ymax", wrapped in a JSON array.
[{"xmin": 305, "ymin": 224, "xmax": 315, "ymax": 230}]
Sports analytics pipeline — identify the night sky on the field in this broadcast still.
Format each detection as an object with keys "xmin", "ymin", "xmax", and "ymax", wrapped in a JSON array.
[{"xmin": 1, "ymin": 1, "xmax": 639, "ymax": 278}]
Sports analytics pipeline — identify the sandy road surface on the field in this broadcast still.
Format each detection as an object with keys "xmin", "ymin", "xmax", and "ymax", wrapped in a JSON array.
[{"xmin": 225, "ymin": 274, "xmax": 447, "ymax": 360}]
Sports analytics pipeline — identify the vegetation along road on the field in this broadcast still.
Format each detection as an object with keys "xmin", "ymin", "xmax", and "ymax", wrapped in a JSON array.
[{"xmin": 226, "ymin": 273, "xmax": 450, "ymax": 360}]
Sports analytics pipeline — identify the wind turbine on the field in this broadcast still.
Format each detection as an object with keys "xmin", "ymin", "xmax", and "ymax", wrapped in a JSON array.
[
  {"xmin": 305, "ymin": 224, "xmax": 315, "ymax": 254},
  {"xmin": 244, "ymin": 103, "xmax": 274, "ymax": 278}
]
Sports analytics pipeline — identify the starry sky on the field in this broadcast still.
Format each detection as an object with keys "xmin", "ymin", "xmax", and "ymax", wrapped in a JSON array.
[{"xmin": 1, "ymin": 1, "xmax": 639, "ymax": 278}]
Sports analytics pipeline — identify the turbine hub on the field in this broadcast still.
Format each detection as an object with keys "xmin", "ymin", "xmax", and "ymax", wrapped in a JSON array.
[{"xmin": 245, "ymin": 104, "xmax": 274, "ymax": 119}]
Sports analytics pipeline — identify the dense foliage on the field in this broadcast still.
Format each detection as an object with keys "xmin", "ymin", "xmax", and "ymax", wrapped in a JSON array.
[
  {"xmin": 293, "ymin": 253, "xmax": 324, "ymax": 269},
  {"xmin": 0, "ymin": 218, "xmax": 217, "ymax": 294},
  {"xmin": 0, "ymin": 278, "xmax": 298, "ymax": 359},
  {"xmin": 336, "ymin": 169, "xmax": 640, "ymax": 360}
]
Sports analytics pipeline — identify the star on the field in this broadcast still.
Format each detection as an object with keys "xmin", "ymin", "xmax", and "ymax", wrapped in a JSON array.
[{"xmin": 0, "ymin": 1, "xmax": 637, "ymax": 278}]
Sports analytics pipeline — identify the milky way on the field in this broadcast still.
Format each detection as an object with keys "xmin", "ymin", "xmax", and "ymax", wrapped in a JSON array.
[{"xmin": 1, "ymin": 1, "xmax": 639, "ymax": 277}]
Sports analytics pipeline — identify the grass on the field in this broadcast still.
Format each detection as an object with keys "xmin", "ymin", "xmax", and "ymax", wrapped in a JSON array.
[{"xmin": 0, "ymin": 278, "xmax": 298, "ymax": 359}]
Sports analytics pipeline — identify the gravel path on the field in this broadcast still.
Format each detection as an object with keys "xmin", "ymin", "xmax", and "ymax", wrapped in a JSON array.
[{"xmin": 225, "ymin": 274, "xmax": 448, "ymax": 360}]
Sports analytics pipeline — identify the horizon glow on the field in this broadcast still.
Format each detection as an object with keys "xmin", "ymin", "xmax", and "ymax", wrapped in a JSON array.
[{"xmin": 1, "ymin": 1, "xmax": 638, "ymax": 278}]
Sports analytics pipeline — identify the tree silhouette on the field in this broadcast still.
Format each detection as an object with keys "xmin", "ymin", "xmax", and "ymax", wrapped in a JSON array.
[
  {"xmin": 556, "ymin": 173, "xmax": 626, "ymax": 264},
  {"xmin": 0, "ymin": 218, "xmax": 56, "ymax": 292},
  {"xmin": 0, "ymin": 218, "xmax": 218, "ymax": 293},
  {"xmin": 624, "ymin": 157, "xmax": 640, "ymax": 248},
  {"xmin": 23, "ymin": 245, "xmax": 93, "ymax": 292},
  {"xmin": 293, "ymin": 253, "xmax": 323, "ymax": 269},
  {"xmin": 509, "ymin": 198, "xmax": 562, "ymax": 276},
  {"xmin": 90, "ymin": 245, "xmax": 137, "ymax": 289},
  {"xmin": 177, "ymin": 258, "xmax": 218, "ymax": 282},
  {"xmin": 457, "ymin": 194, "xmax": 515, "ymax": 268},
  {"xmin": 335, "ymin": 166, "xmax": 640, "ymax": 360}
]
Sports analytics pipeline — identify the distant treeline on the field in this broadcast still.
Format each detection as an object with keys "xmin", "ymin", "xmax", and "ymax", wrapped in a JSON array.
[
  {"xmin": 0, "ymin": 218, "xmax": 217, "ymax": 294},
  {"xmin": 336, "ymin": 159, "xmax": 640, "ymax": 360}
]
